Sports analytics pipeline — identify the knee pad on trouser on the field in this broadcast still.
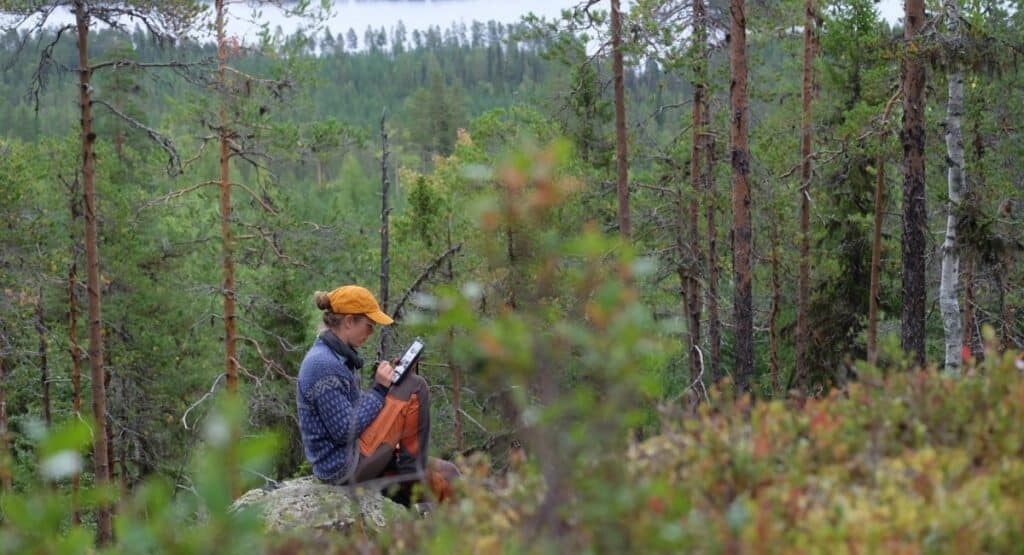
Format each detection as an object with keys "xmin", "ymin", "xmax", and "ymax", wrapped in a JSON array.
[{"xmin": 427, "ymin": 458, "xmax": 459, "ymax": 503}]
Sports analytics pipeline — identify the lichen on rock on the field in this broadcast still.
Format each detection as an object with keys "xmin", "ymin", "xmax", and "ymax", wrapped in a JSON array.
[{"xmin": 231, "ymin": 476, "xmax": 408, "ymax": 534}]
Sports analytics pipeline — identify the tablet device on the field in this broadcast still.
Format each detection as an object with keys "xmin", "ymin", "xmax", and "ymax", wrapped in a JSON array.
[{"xmin": 391, "ymin": 337, "xmax": 425, "ymax": 385}]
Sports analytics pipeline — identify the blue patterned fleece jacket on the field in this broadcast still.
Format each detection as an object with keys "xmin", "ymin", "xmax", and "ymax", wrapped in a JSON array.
[{"xmin": 297, "ymin": 336, "xmax": 386, "ymax": 481}]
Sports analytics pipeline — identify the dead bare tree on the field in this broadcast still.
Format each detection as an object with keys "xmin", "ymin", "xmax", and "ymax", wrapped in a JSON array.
[
  {"xmin": 901, "ymin": 0, "xmax": 928, "ymax": 365},
  {"xmin": 378, "ymin": 110, "xmax": 392, "ymax": 362},
  {"xmin": 611, "ymin": 0, "xmax": 631, "ymax": 239},
  {"xmin": 730, "ymin": 0, "xmax": 754, "ymax": 391}
]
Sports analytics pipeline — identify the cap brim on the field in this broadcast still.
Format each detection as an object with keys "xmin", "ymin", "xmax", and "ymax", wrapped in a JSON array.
[{"xmin": 366, "ymin": 310, "xmax": 394, "ymax": 325}]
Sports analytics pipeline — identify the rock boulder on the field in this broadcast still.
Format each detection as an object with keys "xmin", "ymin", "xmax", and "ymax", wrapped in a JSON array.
[{"xmin": 231, "ymin": 476, "xmax": 408, "ymax": 534}]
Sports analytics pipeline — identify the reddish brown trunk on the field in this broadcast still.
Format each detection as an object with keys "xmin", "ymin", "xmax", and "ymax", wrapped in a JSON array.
[
  {"xmin": 962, "ymin": 257, "xmax": 975, "ymax": 358},
  {"xmin": 76, "ymin": 0, "xmax": 112, "ymax": 543},
  {"xmin": 795, "ymin": 0, "xmax": 814, "ymax": 384},
  {"xmin": 703, "ymin": 93, "xmax": 720, "ymax": 379},
  {"xmin": 686, "ymin": 0, "xmax": 706, "ymax": 382},
  {"xmin": 0, "ymin": 338, "xmax": 10, "ymax": 491},
  {"xmin": 769, "ymin": 221, "xmax": 782, "ymax": 392},
  {"xmin": 215, "ymin": 0, "xmax": 240, "ymax": 502},
  {"xmin": 962, "ymin": 120, "xmax": 983, "ymax": 359},
  {"xmin": 730, "ymin": 0, "xmax": 754, "ymax": 391},
  {"xmin": 69, "ymin": 257, "xmax": 83, "ymax": 524},
  {"xmin": 114, "ymin": 128, "xmax": 124, "ymax": 161},
  {"xmin": 378, "ymin": 111, "xmax": 391, "ymax": 362},
  {"xmin": 106, "ymin": 396, "xmax": 115, "ymax": 487},
  {"xmin": 901, "ymin": 0, "xmax": 927, "ymax": 365},
  {"xmin": 611, "ymin": 0, "xmax": 631, "ymax": 238},
  {"xmin": 868, "ymin": 95, "xmax": 899, "ymax": 366},
  {"xmin": 446, "ymin": 218, "xmax": 463, "ymax": 451},
  {"xmin": 449, "ymin": 329, "xmax": 463, "ymax": 452},
  {"xmin": 867, "ymin": 149, "xmax": 886, "ymax": 366},
  {"xmin": 1000, "ymin": 258, "xmax": 1012, "ymax": 351},
  {"xmin": 216, "ymin": 0, "xmax": 238, "ymax": 393},
  {"xmin": 37, "ymin": 291, "xmax": 51, "ymax": 427}
]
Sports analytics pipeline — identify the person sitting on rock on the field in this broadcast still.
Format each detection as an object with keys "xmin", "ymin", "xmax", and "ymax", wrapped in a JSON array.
[{"xmin": 296, "ymin": 284, "xmax": 458, "ymax": 503}]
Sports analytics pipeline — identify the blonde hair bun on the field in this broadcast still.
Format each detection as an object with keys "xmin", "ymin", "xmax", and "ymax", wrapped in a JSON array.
[{"xmin": 313, "ymin": 291, "xmax": 332, "ymax": 311}]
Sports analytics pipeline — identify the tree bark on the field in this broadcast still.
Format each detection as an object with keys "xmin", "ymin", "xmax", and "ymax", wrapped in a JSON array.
[
  {"xmin": 868, "ymin": 94, "xmax": 900, "ymax": 366},
  {"xmin": 0, "ymin": 335, "xmax": 10, "ymax": 492},
  {"xmin": 704, "ymin": 100, "xmax": 720, "ymax": 380},
  {"xmin": 940, "ymin": 50, "xmax": 965, "ymax": 375},
  {"xmin": 962, "ymin": 257, "xmax": 975, "ymax": 359},
  {"xmin": 68, "ymin": 184, "xmax": 83, "ymax": 523},
  {"xmin": 686, "ymin": 0, "xmax": 706, "ymax": 383},
  {"xmin": 901, "ymin": 0, "xmax": 927, "ymax": 365},
  {"xmin": 37, "ymin": 290, "xmax": 51, "ymax": 428},
  {"xmin": 611, "ymin": 0, "xmax": 631, "ymax": 238},
  {"xmin": 378, "ymin": 111, "xmax": 392, "ymax": 362},
  {"xmin": 76, "ymin": 0, "xmax": 112, "ymax": 543},
  {"xmin": 446, "ymin": 215, "xmax": 463, "ymax": 451},
  {"xmin": 795, "ymin": 0, "xmax": 814, "ymax": 386},
  {"xmin": 962, "ymin": 119, "xmax": 985, "ymax": 360},
  {"xmin": 769, "ymin": 218, "xmax": 782, "ymax": 392},
  {"xmin": 730, "ymin": 0, "xmax": 753, "ymax": 391},
  {"xmin": 69, "ymin": 257, "xmax": 83, "ymax": 524},
  {"xmin": 216, "ymin": 0, "xmax": 238, "ymax": 393}
]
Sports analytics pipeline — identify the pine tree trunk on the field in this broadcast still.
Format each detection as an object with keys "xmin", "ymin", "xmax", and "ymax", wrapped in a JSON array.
[
  {"xmin": 940, "ymin": 62, "xmax": 965, "ymax": 375},
  {"xmin": 446, "ymin": 216, "xmax": 463, "ymax": 451},
  {"xmin": 901, "ymin": 0, "xmax": 928, "ymax": 365},
  {"xmin": 0, "ymin": 336, "xmax": 10, "ymax": 492},
  {"xmin": 378, "ymin": 111, "xmax": 392, "ymax": 362},
  {"xmin": 68, "ymin": 182, "xmax": 83, "ymax": 521},
  {"xmin": 37, "ymin": 291, "xmax": 51, "ymax": 427},
  {"xmin": 686, "ymin": 0, "xmax": 706, "ymax": 383},
  {"xmin": 962, "ymin": 119, "xmax": 985, "ymax": 360},
  {"xmin": 704, "ymin": 99, "xmax": 720, "ymax": 380},
  {"xmin": 216, "ymin": 0, "xmax": 238, "ymax": 393},
  {"xmin": 962, "ymin": 257, "xmax": 975, "ymax": 359},
  {"xmin": 611, "ymin": 0, "xmax": 631, "ymax": 238},
  {"xmin": 730, "ymin": 0, "xmax": 754, "ymax": 391},
  {"xmin": 769, "ymin": 219, "xmax": 782, "ymax": 393},
  {"xmin": 69, "ymin": 257, "xmax": 83, "ymax": 524},
  {"xmin": 1000, "ymin": 257, "xmax": 1011, "ymax": 351},
  {"xmin": 76, "ymin": 0, "xmax": 112, "ymax": 542},
  {"xmin": 868, "ymin": 95, "xmax": 899, "ymax": 366},
  {"xmin": 114, "ymin": 128, "xmax": 124, "ymax": 162},
  {"xmin": 795, "ymin": 0, "xmax": 814, "ymax": 386},
  {"xmin": 676, "ymin": 190, "xmax": 696, "ymax": 378}
]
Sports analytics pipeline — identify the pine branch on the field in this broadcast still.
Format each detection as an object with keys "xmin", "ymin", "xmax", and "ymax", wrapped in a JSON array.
[
  {"xmin": 391, "ymin": 244, "xmax": 465, "ymax": 320},
  {"xmin": 92, "ymin": 98, "xmax": 183, "ymax": 174}
]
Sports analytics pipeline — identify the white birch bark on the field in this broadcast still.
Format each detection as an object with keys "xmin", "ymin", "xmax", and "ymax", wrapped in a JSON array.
[{"xmin": 940, "ymin": 0, "xmax": 965, "ymax": 375}]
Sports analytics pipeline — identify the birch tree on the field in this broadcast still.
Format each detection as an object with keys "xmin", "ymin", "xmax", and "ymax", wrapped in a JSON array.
[{"xmin": 939, "ymin": 0, "xmax": 965, "ymax": 375}]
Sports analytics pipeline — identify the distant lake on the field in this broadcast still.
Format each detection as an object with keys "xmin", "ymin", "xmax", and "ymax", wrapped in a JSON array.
[
  {"xmin": 235, "ymin": 0, "xmax": 904, "ymax": 44},
  {"xmin": 10, "ymin": 0, "xmax": 903, "ymax": 46},
  {"xmin": 249, "ymin": 0, "xmax": 586, "ymax": 39},
  {"xmin": 8, "ymin": 0, "xmax": 592, "ymax": 46}
]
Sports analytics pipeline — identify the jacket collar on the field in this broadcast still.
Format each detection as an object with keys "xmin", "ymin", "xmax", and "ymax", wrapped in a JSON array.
[{"xmin": 318, "ymin": 330, "xmax": 364, "ymax": 370}]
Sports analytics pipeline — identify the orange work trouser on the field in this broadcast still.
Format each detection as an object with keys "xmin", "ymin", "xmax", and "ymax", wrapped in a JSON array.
[{"xmin": 354, "ymin": 374, "xmax": 458, "ymax": 501}]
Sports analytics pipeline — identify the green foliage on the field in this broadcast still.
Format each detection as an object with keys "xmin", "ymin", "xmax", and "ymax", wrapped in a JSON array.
[
  {"xmin": 0, "ymin": 399, "xmax": 277, "ymax": 554},
  {"xmin": 349, "ymin": 345, "xmax": 1024, "ymax": 553},
  {"xmin": 1, "ymin": 2, "xmax": 1024, "ymax": 551}
]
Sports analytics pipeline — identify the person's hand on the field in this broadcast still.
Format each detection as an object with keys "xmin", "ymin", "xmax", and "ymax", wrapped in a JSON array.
[{"xmin": 374, "ymin": 360, "xmax": 395, "ymax": 386}]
